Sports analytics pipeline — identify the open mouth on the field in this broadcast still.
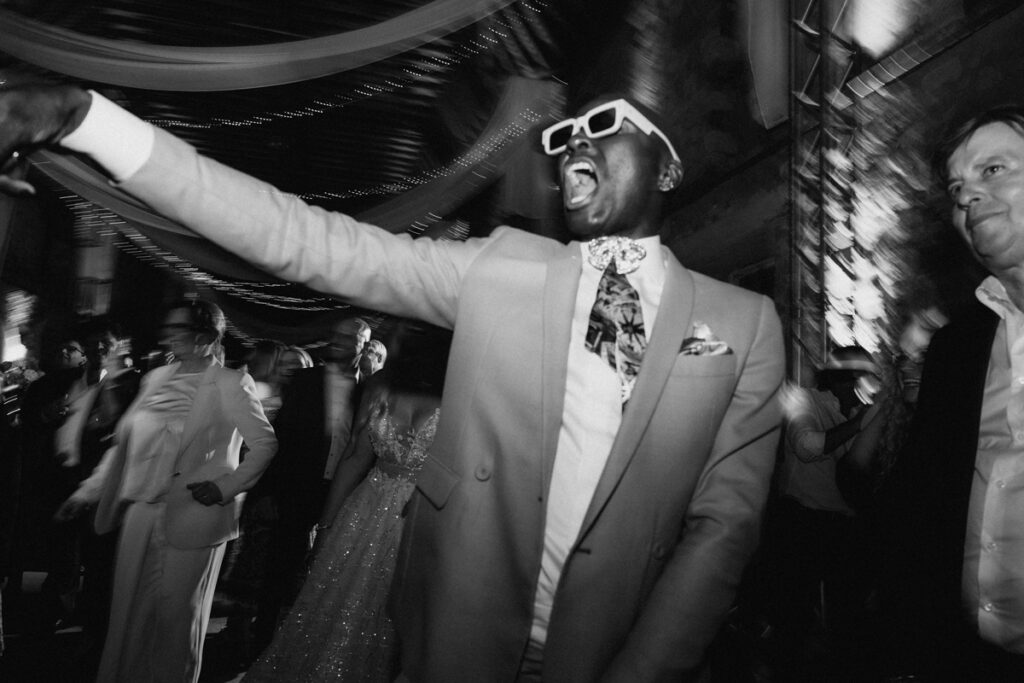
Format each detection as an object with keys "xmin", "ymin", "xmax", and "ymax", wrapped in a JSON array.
[{"xmin": 563, "ymin": 159, "xmax": 598, "ymax": 208}]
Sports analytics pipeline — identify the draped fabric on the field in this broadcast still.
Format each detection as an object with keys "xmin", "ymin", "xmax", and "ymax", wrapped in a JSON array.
[
  {"xmin": 0, "ymin": 0, "xmax": 572, "ymax": 342},
  {"xmin": 0, "ymin": 0, "xmax": 520, "ymax": 91},
  {"xmin": 31, "ymin": 76, "xmax": 565, "ymax": 285}
]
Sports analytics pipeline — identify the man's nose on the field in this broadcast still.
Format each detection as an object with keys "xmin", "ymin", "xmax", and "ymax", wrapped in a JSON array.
[
  {"xmin": 566, "ymin": 134, "xmax": 593, "ymax": 154},
  {"xmin": 955, "ymin": 181, "xmax": 984, "ymax": 210}
]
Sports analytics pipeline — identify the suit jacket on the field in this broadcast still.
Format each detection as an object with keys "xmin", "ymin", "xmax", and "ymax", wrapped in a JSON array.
[
  {"xmin": 255, "ymin": 365, "xmax": 362, "ymax": 528},
  {"xmin": 92, "ymin": 361, "xmax": 277, "ymax": 549},
  {"xmin": 880, "ymin": 301, "xmax": 998, "ymax": 676},
  {"xmin": 120, "ymin": 127, "xmax": 785, "ymax": 681},
  {"xmin": 79, "ymin": 366, "xmax": 141, "ymax": 475}
]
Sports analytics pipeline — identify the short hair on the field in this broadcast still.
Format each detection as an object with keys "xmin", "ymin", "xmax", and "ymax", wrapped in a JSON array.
[
  {"xmin": 933, "ymin": 104, "xmax": 1024, "ymax": 185},
  {"xmin": 168, "ymin": 298, "xmax": 226, "ymax": 343},
  {"xmin": 281, "ymin": 346, "xmax": 313, "ymax": 370},
  {"xmin": 819, "ymin": 345, "xmax": 878, "ymax": 388},
  {"xmin": 76, "ymin": 319, "xmax": 120, "ymax": 357},
  {"xmin": 365, "ymin": 339, "xmax": 387, "ymax": 363},
  {"xmin": 334, "ymin": 316, "xmax": 371, "ymax": 337},
  {"xmin": 246, "ymin": 339, "xmax": 285, "ymax": 382}
]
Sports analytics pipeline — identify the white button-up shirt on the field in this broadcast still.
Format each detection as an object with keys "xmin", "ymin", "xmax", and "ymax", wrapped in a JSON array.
[
  {"xmin": 529, "ymin": 236, "xmax": 665, "ymax": 650},
  {"xmin": 963, "ymin": 276, "xmax": 1024, "ymax": 652}
]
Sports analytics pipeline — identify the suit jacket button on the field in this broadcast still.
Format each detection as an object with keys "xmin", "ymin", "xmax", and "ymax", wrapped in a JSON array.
[
  {"xmin": 474, "ymin": 464, "xmax": 491, "ymax": 481},
  {"xmin": 653, "ymin": 543, "xmax": 667, "ymax": 560}
]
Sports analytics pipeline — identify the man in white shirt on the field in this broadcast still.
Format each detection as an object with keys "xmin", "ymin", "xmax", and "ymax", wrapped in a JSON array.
[
  {"xmin": 881, "ymin": 106, "xmax": 1024, "ymax": 681},
  {"xmin": 0, "ymin": 87, "xmax": 784, "ymax": 681}
]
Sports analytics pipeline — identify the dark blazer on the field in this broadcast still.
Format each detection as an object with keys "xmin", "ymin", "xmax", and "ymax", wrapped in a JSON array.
[
  {"xmin": 257, "ymin": 365, "xmax": 361, "ymax": 528},
  {"xmin": 880, "ymin": 301, "xmax": 998, "ymax": 675}
]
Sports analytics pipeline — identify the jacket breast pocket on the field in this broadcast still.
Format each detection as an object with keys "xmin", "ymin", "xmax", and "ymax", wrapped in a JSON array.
[
  {"xmin": 670, "ymin": 354, "xmax": 736, "ymax": 378},
  {"xmin": 416, "ymin": 454, "xmax": 460, "ymax": 510}
]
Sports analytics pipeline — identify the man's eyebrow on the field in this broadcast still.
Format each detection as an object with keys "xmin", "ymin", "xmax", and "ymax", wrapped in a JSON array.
[
  {"xmin": 974, "ymin": 153, "xmax": 1012, "ymax": 164},
  {"xmin": 948, "ymin": 153, "xmax": 1016, "ymax": 180}
]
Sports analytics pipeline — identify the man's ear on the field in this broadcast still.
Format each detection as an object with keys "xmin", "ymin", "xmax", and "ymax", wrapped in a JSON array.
[{"xmin": 657, "ymin": 159, "xmax": 683, "ymax": 192}]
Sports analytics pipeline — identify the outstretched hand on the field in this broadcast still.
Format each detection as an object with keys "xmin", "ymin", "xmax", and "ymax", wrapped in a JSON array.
[
  {"xmin": 187, "ymin": 480, "xmax": 224, "ymax": 506},
  {"xmin": 0, "ymin": 85, "xmax": 92, "ymax": 195},
  {"xmin": 54, "ymin": 494, "xmax": 91, "ymax": 522}
]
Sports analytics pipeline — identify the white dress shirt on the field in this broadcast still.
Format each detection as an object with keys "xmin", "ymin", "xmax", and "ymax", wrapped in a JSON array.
[
  {"xmin": 529, "ymin": 236, "xmax": 665, "ymax": 650},
  {"xmin": 964, "ymin": 276, "xmax": 1024, "ymax": 652}
]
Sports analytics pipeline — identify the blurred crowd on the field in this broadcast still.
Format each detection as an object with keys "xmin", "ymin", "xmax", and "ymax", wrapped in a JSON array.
[
  {"xmin": 0, "ymin": 303, "xmax": 451, "ymax": 682},
  {"xmin": 0, "ymin": 293, "xmax": 948, "ymax": 683}
]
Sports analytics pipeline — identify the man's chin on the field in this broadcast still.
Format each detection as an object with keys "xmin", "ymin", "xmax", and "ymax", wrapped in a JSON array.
[{"xmin": 564, "ymin": 207, "xmax": 607, "ymax": 238}]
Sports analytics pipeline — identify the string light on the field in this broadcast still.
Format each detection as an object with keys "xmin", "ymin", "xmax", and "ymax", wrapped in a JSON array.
[
  {"xmin": 144, "ymin": 2, "xmax": 549, "ymax": 134},
  {"xmin": 301, "ymin": 111, "xmax": 543, "ymax": 202}
]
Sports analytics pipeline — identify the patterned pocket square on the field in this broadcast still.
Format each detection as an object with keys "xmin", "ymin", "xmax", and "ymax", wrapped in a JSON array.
[{"xmin": 679, "ymin": 321, "xmax": 733, "ymax": 356}]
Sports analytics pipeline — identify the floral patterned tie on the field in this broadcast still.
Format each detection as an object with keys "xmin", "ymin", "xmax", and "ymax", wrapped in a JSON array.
[{"xmin": 585, "ymin": 263, "xmax": 647, "ymax": 404}]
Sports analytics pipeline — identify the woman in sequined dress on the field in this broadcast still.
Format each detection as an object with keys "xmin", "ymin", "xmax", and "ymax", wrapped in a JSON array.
[{"xmin": 243, "ymin": 326, "xmax": 449, "ymax": 682}]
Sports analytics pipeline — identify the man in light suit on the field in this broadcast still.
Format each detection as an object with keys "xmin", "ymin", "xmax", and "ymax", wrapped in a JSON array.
[
  {"xmin": 0, "ymin": 86, "xmax": 784, "ymax": 681},
  {"xmin": 879, "ymin": 106, "xmax": 1024, "ymax": 681},
  {"xmin": 59, "ymin": 299, "xmax": 277, "ymax": 682}
]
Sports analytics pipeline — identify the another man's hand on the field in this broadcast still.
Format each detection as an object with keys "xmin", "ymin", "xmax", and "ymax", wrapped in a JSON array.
[
  {"xmin": 187, "ymin": 480, "xmax": 224, "ymax": 506},
  {"xmin": 54, "ymin": 493, "xmax": 91, "ymax": 522},
  {"xmin": 0, "ymin": 85, "xmax": 92, "ymax": 195}
]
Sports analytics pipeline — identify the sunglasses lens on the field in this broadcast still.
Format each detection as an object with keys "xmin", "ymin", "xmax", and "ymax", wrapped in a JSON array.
[
  {"xmin": 586, "ymin": 108, "xmax": 619, "ymax": 136},
  {"xmin": 543, "ymin": 120, "xmax": 575, "ymax": 154}
]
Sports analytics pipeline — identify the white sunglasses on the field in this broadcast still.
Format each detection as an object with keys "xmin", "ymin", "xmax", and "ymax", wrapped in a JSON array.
[{"xmin": 540, "ymin": 99, "xmax": 681, "ymax": 163}]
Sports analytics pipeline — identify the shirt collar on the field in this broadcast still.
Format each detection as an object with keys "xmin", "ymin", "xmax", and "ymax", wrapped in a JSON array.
[{"xmin": 977, "ymin": 275, "xmax": 1024, "ymax": 320}]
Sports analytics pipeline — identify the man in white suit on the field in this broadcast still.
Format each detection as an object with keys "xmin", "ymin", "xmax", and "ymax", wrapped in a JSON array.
[{"xmin": 0, "ymin": 86, "xmax": 784, "ymax": 681}]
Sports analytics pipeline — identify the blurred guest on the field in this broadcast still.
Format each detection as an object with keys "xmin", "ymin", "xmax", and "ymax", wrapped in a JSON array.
[
  {"xmin": 242, "ymin": 340, "xmax": 287, "ymax": 423},
  {"xmin": 247, "ymin": 316, "xmax": 370, "ymax": 653},
  {"xmin": 56, "ymin": 299, "xmax": 276, "ymax": 683},
  {"xmin": 211, "ymin": 341, "xmax": 312, "ymax": 668},
  {"xmin": 358, "ymin": 338, "xmax": 387, "ymax": 377},
  {"xmin": 840, "ymin": 306, "xmax": 948, "ymax": 508},
  {"xmin": 16, "ymin": 336, "xmax": 88, "ymax": 632},
  {"xmin": 245, "ymin": 326, "xmax": 448, "ymax": 682},
  {"xmin": 765, "ymin": 346, "xmax": 879, "ymax": 673},
  {"xmin": 274, "ymin": 345, "xmax": 313, "ymax": 388},
  {"xmin": 881, "ymin": 105, "xmax": 1024, "ymax": 681},
  {"xmin": 52, "ymin": 321, "xmax": 141, "ymax": 676},
  {"xmin": 0, "ymin": 367, "xmax": 18, "ymax": 659}
]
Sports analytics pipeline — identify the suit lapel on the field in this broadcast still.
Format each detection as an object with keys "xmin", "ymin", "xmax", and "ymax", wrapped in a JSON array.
[
  {"xmin": 577, "ymin": 253, "xmax": 696, "ymax": 539},
  {"xmin": 540, "ymin": 242, "xmax": 582, "ymax": 498}
]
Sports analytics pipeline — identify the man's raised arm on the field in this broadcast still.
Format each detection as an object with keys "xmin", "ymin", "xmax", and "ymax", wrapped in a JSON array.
[{"xmin": 0, "ymin": 86, "xmax": 486, "ymax": 329}]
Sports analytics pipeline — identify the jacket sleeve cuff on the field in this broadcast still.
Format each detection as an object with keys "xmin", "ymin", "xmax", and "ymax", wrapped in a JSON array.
[{"xmin": 61, "ymin": 90, "xmax": 155, "ymax": 182}]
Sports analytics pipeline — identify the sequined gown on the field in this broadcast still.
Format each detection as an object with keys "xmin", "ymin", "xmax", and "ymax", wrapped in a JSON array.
[{"xmin": 244, "ymin": 398, "xmax": 440, "ymax": 682}]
